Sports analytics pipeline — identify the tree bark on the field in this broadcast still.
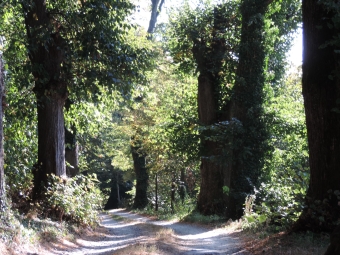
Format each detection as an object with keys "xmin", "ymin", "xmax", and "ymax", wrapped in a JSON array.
[
  {"xmin": 132, "ymin": 145, "xmax": 149, "ymax": 209},
  {"xmin": 23, "ymin": 0, "xmax": 67, "ymax": 199},
  {"xmin": 196, "ymin": 73, "xmax": 225, "ymax": 215},
  {"xmin": 33, "ymin": 93, "xmax": 67, "ymax": 198},
  {"xmin": 155, "ymin": 172, "xmax": 158, "ymax": 211},
  {"xmin": 105, "ymin": 168, "xmax": 120, "ymax": 210},
  {"xmin": 195, "ymin": 7, "xmax": 228, "ymax": 215},
  {"xmin": 292, "ymin": 0, "xmax": 340, "ymax": 232},
  {"xmin": 0, "ymin": 47, "xmax": 6, "ymax": 211}
]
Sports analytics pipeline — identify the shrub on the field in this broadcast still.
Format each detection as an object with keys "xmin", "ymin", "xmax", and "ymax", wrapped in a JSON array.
[{"xmin": 45, "ymin": 174, "xmax": 103, "ymax": 226}]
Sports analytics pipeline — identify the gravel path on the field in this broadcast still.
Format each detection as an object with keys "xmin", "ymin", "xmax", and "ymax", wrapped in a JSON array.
[{"xmin": 42, "ymin": 209, "xmax": 250, "ymax": 255}]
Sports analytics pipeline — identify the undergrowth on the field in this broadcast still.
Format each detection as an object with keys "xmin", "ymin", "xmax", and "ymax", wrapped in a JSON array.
[{"xmin": 0, "ymin": 173, "xmax": 104, "ymax": 254}]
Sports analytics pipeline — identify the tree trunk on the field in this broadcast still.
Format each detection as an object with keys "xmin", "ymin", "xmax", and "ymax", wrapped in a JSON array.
[
  {"xmin": 155, "ymin": 172, "xmax": 158, "ymax": 211},
  {"xmin": 104, "ymin": 169, "xmax": 120, "ymax": 210},
  {"xmin": 195, "ymin": 7, "xmax": 228, "ymax": 216},
  {"xmin": 226, "ymin": 0, "xmax": 270, "ymax": 219},
  {"xmin": 116, "ymin": 171, "xmax": 121, "ymax": 206},
  {"xmin": 132, "ymin": 145, "xmax": 149, "ymax": 209},
  {"xmin": 197, "ymin": 73, "xmax": 225, "ymax": 215},
  {"xmin": 292, "ymin": 0, "xmax": 340, "ymax": 232},
  {"xmin": 23, "ymin": 0, "xmax": 68, "ymax": 199},
  {"xmin": 0, "ymin": 48, "xmax": 6, "ymax": 211},
  {"xmin": 33, "ymin": 93, "xmax": 67, "ymax": 198},
  {"xmin": 129, "ymin": 0, "xmax": 165, "ymax": 210},
  {"xmin": 147, "ymin": 0, "xmax": 165, "ymax": 38}
]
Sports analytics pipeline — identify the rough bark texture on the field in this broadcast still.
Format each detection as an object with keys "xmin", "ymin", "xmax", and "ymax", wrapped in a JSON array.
[
  {"xmin": 132, "ymin": 145, "xmax": 149, "ymax": 209},
  {"xmin": 195, "ymin": 7, "xmax": 227, "ymax": 215},
  {"xmin": 24, "ymin": 0, "xmax": 67, "ymax": 199},
  {"xmin": 292, "ymin": 0, "xmax": 340, "ymax": 232},
  {"xmin": 197, "ymin": 73, "xmax": 225, "ymax": 215},
  {"xmin": 0, "ymin": 48, "xmax": 6, "ymax": 211}
]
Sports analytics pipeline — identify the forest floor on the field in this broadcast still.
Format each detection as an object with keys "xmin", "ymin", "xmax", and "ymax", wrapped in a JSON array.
[{"xmin": 2, "ymin": 209, "xmax": 329, "ymax": 255}]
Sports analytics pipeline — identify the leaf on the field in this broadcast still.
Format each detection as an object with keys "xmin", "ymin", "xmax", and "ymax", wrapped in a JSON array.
[
  {"xmin": 258, "ymin": 214, "xmax": 267, "ymax": 223},
  {"xmin": 245, "ymin": 215, "xmax": 255, "ymax": 223}
]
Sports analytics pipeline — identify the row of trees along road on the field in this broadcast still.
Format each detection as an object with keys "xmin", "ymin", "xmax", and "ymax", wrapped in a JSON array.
[
  {"xmin": 0, "ymin": 0, "xmax": 339, "ymax": 240},
  {"xmin": 167, "ymin": 0, "xmax": 300, "ymax": 219}
]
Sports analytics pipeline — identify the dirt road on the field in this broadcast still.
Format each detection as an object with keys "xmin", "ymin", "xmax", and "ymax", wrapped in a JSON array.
[{"xmin": 54, "ymin": 209, "xmax": 250, "ymax": 255}]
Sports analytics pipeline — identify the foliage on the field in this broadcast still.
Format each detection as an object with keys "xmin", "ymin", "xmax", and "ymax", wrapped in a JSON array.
[
  {"xmin": 244, "ymin": 66, "xmax": 308, "ymax": 228},
  {"xmin": 3, "ymin": 84, "xmax": 37, "ymax": 201},
  {"xmin": 133, "ymin": 196, "xmax": 197, "ymax": 221},
  {"xmin": 167, "ymin": 0, "xmax": 241, "ymax": 104},
  {"xmin": 45, "ymin": 174, "xmax": 103, "ymax": 226}
]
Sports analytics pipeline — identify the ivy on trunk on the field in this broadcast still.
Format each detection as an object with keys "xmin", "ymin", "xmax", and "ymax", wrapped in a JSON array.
[{"xmin": 226, "ymin": 0, "xmax": 272, "ymax": 219}]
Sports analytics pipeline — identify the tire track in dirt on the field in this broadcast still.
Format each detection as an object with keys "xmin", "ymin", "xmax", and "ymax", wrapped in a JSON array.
[{"xmin": 46, "ymin": 209, "xmax": 250, "ymax": 255}]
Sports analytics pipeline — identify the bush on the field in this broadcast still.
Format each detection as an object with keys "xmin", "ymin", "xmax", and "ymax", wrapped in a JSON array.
[{"xmin": 45, "ymin": 174, "xmax": 103, "ymax": 226}]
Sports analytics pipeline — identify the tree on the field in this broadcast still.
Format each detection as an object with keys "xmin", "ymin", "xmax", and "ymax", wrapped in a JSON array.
[
  {"xmin": 11, "ymin": 0, "xmax": 149, "ymax": 199},
  {"xmin": 0, "ymin": 40, "xmax": 6, "ymax": 211},
  {"xmin": 194, "ymin": 3, "xmax": 240, "ymax": 215},
  {"xmin": 293, "ymin": 0, "xmax": 340, "ymax": 232},
  {"xmin": 148, "ymin": 0, "xmax": 165, "ymax": 37},
  {"xmin": 131, "ymin": 0, "xmax": 165, "ymax": 209},
  {"xmin": 225, "ymin": 0, "xmax": 273, "ymax": 219}
]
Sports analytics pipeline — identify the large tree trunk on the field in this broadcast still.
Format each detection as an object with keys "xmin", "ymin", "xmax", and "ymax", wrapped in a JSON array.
[
  {"xmin": 293, "ymin": 0, "xmax": 340, "ymax": 232},
  {"xmin": 24, "ymin": 0, "xmax": 67, "ymax": 199},
  {"xmin": 0, "ymin": 48, "xmax": 6, "ymax": 211},
  {"xmin": 197, "ymin": 73, "xmax": 225, "ymax": 215},
  {"xmin": 132, "ymin": 145, "xmax": 149, "ymax": 209},
  {"xmin": 195, "ymin": 7, "xmax": 228, "ymax": 215},
  {"xmin": 33, "ymin": 93, "xmax": 66, "ymax": 198},
  {"xmin": 226, "ymin": 0, "xmax": 270, "ymax": 220}
]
